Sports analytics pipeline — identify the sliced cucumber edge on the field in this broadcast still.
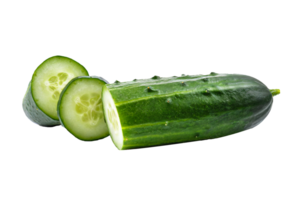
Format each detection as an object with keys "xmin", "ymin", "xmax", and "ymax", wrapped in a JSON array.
[{"xmin": 102, "ymin": 85, "xmax": 124, "ymax": 150}]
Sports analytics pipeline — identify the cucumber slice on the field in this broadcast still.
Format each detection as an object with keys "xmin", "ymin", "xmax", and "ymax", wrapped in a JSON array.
[
  {"xmin": 22, "ymin": 56, "xmax": 89, "ymax": 126},
  {"xmin": 58, "ymin": 76, "xmax": 109, "ymax": 141}
]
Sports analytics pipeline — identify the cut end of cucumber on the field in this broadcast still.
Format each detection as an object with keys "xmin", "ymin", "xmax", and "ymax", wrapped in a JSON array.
[{"xmin": 103, "ymin": 86, "xmax": 123, "ymax": 149}]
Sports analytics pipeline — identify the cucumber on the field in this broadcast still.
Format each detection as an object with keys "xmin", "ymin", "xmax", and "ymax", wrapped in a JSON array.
[
  {"xmin": 57, "ymin": 76, "xmax": 109, "ymax": 141},
  {"xmin": 102, "ymin": 73, "xmax": 280, "ymax": 150},
  {"xmin": 22, "ymin": 56, "xmax": 89, "ymax": 126}
]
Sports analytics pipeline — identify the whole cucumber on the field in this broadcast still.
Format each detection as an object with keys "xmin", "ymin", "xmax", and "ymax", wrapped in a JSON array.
[{"xmin": 102, "ymin": 73, "xmax": 280, "ymax": 150}]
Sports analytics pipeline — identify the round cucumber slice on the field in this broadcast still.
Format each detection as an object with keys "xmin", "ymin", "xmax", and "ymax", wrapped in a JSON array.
[
  {"xmin": 58, "ymin": 76, "xmax": 109, "ymax": 141},
  {"xmin": 23, "ymin": 56, "xmax": 89, "ymax": 126}
]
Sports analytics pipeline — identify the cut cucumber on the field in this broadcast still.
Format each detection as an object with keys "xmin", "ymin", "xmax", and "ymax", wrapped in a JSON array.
[
  {"xmin": 58, "ymin": 76, "xmax": 109, "ymax": 141},
  {"xmin": 23, "ymin": 56, "xmax": 89, "ymax": 126},
  {"xmin": 102, "ymin": 73, "xmax": 280, "ymax": 150}
]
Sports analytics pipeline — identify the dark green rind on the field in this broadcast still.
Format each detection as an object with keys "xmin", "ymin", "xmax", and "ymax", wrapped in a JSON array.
[
  {"xmin": 105, "ymin": 73, "xmax": 277, "ymax": 150},
  {"xmin": 57, "ymin": 76, "xmax": 109, "ymax": 141},
  {"xmin": 31, "ymin": 55, "xmax": 89, "ymax": 120},
  {"xmin": 121, "ymin": 102, "xmax": 272, "ymax": 149},
  {"xmin": 22, "ymin": 82, "xmax": 60, "ymax": 127},
  {"xmin": 108, "ymin": 74, "xmax": 266, "ymax": 104}
]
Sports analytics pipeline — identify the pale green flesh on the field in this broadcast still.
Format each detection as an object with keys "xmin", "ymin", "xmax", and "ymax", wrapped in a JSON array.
[
  {"xmin": 103, "ymin": 86, "xmax": 123, "ymax": 149},
  {"xmin": 32, "ymin": 57, "xmax": 88, "ymax": 120},
  {"xmin": 60, "ymin": 79, "xmax": 109, "ymax": 140}
]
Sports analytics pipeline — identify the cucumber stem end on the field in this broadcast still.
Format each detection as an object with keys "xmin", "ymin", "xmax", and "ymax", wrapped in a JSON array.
[{"xmin": 270, "ymin": 89, "xmax": 280, "ymax": 97}]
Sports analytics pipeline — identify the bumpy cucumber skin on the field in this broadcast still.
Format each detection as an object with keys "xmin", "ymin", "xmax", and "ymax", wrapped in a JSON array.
[
  {"xmin": 23, "ymin": 82, "xmax": 60, "ymax": 127},
  {"xmin": 105, "ymin": 73, "xmax": 275, "ymax": 150},
  {"xmin": 57, "ymin": 76, "xmax": 109, "ymax": 141}
]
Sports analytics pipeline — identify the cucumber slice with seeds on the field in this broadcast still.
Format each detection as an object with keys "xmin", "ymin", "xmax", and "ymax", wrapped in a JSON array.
[
  {"xmin": 22, "ymin": 56, "xmax": 89, "ymax": 126},
  {"xmin": 57, "ymin": 76, "xmax": 109, "ymax": 141}
]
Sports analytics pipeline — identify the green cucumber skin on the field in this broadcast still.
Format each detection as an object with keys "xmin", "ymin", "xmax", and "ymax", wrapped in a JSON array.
[
  {"xmin": 106, "ymin": 73, "xmax": 274, "ymax": 150},
  {"xmin": 22, "ymin": 82, "xmax": 60, "ymax": 127}
]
